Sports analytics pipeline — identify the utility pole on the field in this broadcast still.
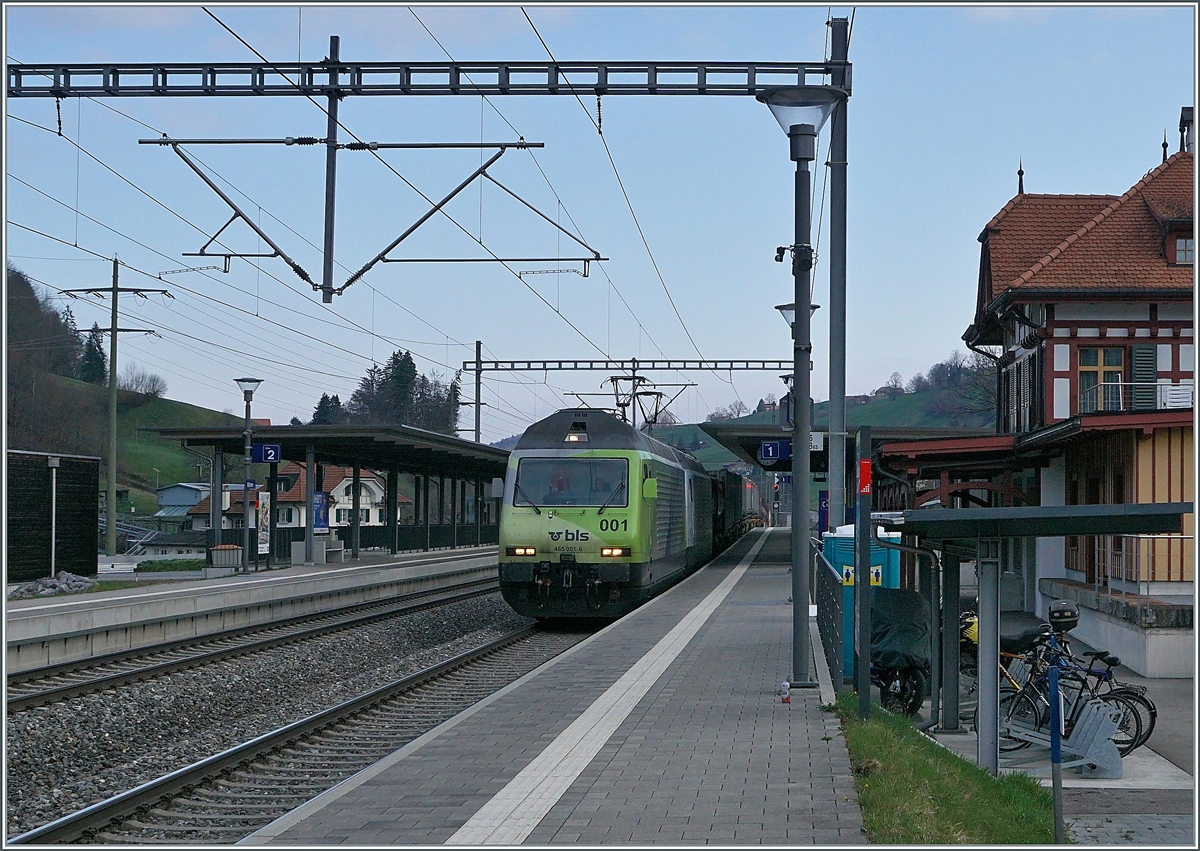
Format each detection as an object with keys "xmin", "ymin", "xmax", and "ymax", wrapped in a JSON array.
[
  {"xmin": 827, "ymin": 17, "xmax": 850, "ymax": 533},
  {"xmin": 106, "ymin": 259, "xmax": 119, "ymax": 555},
  {"xmin": 475, "ymin": 340, "xmax": 483, "ymax": 443},
  {"xmin": 321, "ymin": 35, "xmax": 340, "ymax": 304},
  {"xmin": 64, "ymin": 259, "xmax": 165, "ymax": 556}
]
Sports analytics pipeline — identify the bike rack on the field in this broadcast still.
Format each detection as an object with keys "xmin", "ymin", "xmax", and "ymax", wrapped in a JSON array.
[{"xmin": 998, "ymin": 697, "xmax": 1124, "ymax": 779}]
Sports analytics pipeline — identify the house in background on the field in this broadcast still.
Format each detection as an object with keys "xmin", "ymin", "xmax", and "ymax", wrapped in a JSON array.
[
  {"xmin": 154, "ymin": 482, "xmax": 209, "ymax": 529},
  {"xmin": 879, "ymin": 114, "xmax": 1193, "ymax": 676}
]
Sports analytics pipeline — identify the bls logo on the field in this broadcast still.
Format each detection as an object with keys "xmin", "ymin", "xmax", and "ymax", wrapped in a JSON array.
[{"xmin": 548, "ymin": 530, "xmax": 589, "ymax": 541}]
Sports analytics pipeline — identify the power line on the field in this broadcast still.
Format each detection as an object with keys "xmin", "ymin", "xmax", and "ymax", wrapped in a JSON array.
[
  {"xmin": 520, "ymin": 8, "xmax": 739, "ymax": 408},
  {"xmin": 199, "ymin": 7, "xmax": 612, "ymax": 360}
]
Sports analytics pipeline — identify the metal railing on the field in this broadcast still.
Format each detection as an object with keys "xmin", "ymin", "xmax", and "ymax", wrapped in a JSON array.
[
  {"xmin": 812, "ymin": 538, "xmax": 845, "ymax": 694},
  {"xmin": 1067, "ymin": 533, "xmax": 1193, "ymax": 625},
  {"xmin": 1079, "ymin": 381, "xmax": 1193, "ymax": 414}
]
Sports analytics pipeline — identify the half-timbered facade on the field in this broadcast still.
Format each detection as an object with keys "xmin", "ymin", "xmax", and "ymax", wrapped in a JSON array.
[{"xmin": 877, "ymin": 129, "xmax": 1194, "ymax": 675}]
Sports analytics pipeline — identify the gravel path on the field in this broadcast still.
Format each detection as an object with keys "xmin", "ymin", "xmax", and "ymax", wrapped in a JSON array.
[{"xmin": 6, "ymin": 594, "xmax": 532, "ymax": 838}]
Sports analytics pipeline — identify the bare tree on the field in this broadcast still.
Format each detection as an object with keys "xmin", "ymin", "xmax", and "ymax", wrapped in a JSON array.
[{"xmin": 118, "ymin": 361, "xmax": 168, "ymax": 398}]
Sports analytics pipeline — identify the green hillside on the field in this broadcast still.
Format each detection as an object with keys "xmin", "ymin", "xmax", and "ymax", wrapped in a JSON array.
[{"xmin": 39, "ymin": 375, "xmax": 252, "ymax": 516}]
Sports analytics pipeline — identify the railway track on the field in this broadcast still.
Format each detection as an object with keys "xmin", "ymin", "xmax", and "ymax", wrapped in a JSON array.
[
  {"xmin": 10, "ymin": 625, "xmax": 588, "ymax": 845},
  {"xmin": 7, "ymin": 578, "xmax": 498, "ymax": 712}
]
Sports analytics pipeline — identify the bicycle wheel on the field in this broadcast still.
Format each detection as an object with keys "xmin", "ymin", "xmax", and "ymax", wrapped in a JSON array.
[
  {"xmin": 1108, "ymin": 690, "xmax": 1155, "ymax": 750},
  {"xmin": 976, "ymin": 687, "xmax": 1042, "ymax": 752},
  {"xmin": 1097, "ymin": 693, "xmax": 1143, "ymax": 756}
]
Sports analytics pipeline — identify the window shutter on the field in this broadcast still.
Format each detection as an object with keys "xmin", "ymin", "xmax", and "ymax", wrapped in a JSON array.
[{"xmin": 1131, "ymin": 345, "xmax": 1156, "ymax": 409}]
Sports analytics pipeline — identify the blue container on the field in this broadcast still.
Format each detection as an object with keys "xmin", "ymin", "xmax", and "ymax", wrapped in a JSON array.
[{"xmin": 822, "ymin": 525, "xmax": 901, "ymax": 680}]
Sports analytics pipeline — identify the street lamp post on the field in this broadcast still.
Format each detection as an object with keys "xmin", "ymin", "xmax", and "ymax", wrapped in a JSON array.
[
  {"xmin": 758, "ymin": 86, "xmax": 846, "ymax": 687},
  {"xmin": 235, "ymin": 378, "xmax": 262, "ymax": 575}
]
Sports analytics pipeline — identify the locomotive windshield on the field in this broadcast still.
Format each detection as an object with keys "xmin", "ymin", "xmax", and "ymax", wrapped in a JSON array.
[{"xmin": 514, "ymin": 458, "xmax": 629, "ymax": 508}]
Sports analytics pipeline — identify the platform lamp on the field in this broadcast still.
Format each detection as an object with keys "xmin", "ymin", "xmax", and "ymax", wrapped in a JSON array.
[
  {"xmin": 234, "ymin": 377, "xmax": 263, "ymax": 575},
  {"xmin": 759, "ymin": 85, "xmax": 846, "ymax": 688}
]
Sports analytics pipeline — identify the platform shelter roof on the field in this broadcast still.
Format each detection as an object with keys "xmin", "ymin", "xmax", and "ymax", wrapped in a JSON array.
[{"xmin": 151, "ymin": 424, "xmax": 509, "ymax": 481}]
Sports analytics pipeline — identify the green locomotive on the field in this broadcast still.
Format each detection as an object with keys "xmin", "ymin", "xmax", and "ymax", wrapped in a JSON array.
[{"xmin": 498, "ymin": 408, "xmax": 748, "ymax": 618}]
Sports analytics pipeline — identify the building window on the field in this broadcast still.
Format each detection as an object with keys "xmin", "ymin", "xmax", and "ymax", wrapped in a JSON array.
[
  {"xmin": 1078, "ymin": 347, "xmax": 1124, "ymax": 412},
  {"xmin": 277, "ymin": 506, "xmax": 293, "ymax": 524},
  {"xmin": 1177, "ymin": 237, "xmax": 1195, "ymax": 265}
]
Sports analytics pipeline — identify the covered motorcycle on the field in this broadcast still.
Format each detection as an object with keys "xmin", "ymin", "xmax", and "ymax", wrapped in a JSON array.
[{"xmin": 869, "ymin": 588, "xmax": 931, "ymax": 715}]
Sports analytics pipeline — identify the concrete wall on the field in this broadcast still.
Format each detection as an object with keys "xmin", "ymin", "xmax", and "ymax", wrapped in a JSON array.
[{"xmin": 1065, "ymin": 603, "xmax": 1195, "ymax": 678}]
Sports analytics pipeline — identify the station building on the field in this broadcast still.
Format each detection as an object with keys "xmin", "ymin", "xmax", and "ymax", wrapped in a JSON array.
[{"xmin": 876, "ymin": 125, "xmax": 1194, "ymax": 676}]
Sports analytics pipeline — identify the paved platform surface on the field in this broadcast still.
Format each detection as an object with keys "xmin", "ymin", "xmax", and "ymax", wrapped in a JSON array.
[{"xmin": 244, "ymin": 529, "xmax": 865, "ymax": 845}]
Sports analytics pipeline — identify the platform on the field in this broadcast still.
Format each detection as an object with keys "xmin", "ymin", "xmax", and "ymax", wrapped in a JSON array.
[
  {"xmin": 6, "ymin": 547, "xmax": 497, "ymax": 673},
  {"xmin": 243, "ymin": 528, "xmax": 864, "ymax": 846}
]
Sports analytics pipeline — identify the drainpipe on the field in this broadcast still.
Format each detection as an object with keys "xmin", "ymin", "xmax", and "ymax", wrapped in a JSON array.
[{"xmin": 871, "ymin": 524, "xmax": 942, "ymax": 731}]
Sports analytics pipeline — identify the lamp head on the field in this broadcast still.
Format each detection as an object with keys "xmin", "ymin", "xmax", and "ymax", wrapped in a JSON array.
[
  {"xmin": 234, "ymin": 377, "xmax": 263, "ymax": 399},
  {"xmin": 774, "ymin": 302, "xmax": 821, "ymax": 328},
  {"xmin": 756, "ymin": 86, "xmax": 847, "ymax": 135}
]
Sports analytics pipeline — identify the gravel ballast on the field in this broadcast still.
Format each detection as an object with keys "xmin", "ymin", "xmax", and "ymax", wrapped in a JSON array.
[{"xmin": 6, "ymin": 594, "xmax": 533, "ymax": 838}]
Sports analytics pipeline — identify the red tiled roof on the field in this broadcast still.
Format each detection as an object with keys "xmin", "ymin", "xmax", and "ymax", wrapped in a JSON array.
[
  {"xmin": 188, "ymin": 490, "xmax": 260, "ymax": 516},
  {"xmin": 984, "ymin": 152, "xmax": 1194, "ymax": 301},
  {"xmin": 188, "ymin": 464, "xmax": 412, "ymax": 515},
  {"xmin": 982, "ymin": 195, "xmax": 1116, "ymax": 301}
]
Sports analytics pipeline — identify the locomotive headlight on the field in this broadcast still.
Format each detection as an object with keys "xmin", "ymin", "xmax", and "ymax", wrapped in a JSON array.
[
  {"xmin": 506, "ymin": 546, "xmax": 537, "ymax": 556},
  {"xmin": 601, "ymin": 547, "xmax": 628, "ymax": 557}
]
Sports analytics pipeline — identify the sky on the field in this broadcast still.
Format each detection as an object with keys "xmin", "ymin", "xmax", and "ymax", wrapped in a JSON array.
[{"xmin": 5, "ymin": 3, "xmax": 1196, "ymax": 442}]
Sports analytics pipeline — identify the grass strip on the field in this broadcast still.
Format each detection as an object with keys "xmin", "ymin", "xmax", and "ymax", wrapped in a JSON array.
[
  {"xmin": 135, "ymin": 558, "xmax": 206, "ymax": 572},
  {"xmin": 833, "ymin": 692, "xmax": 1054, "ymax": 844}
]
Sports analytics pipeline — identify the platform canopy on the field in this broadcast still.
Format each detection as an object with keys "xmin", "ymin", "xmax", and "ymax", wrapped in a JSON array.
[
  {"xmin": 872, "ymin": 501, "xmax": 1192, "ymax": 540},
  {"xmin": 152, "ymin": 424, "xmax": 509, "ymax": 480},
  {"xmin": 699, "ymin": 421, "xmax": 989, "ymax": 472}
]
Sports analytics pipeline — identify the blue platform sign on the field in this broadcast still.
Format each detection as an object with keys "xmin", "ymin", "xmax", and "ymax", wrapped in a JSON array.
[
  {"xmin": 818, "ymin": 490, "xmax": 829, "ymax": 534},
  {"xmin": 778, "ymin": 474, "xmax": 792, "ymax": 484},
  {"xmin": 759, "ymin": 440, "xmax": 794, "ymax": 462},
  {"xmin": 252, "ymin": 443, "xmax": 282, "ymax": 463}
]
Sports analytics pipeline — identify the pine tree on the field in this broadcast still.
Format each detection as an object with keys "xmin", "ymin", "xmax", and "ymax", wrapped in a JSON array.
[
  {"xmin": 78, "ymin": 323, "xmax": 108, "ymax": 385},
  {"xmin": 311, "ymin": 392, "xmax": 346, "ymax": 425}
]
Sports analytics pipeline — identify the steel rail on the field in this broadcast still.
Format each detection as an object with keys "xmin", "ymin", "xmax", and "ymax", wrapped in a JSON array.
[
  {"xmin": 7, "ymin": 576, "xmax": 497, "ymax": 712},
  {"xmin": 8, "ymin": 625, "xmax": 540, "ymax": 845}
]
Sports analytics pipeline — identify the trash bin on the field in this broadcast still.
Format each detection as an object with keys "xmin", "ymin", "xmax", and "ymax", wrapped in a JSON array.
[
  {"xmin": 210, "ymin": 544, "xmax": 241, "ymax": 568},
  {"xmin": 822, "ymin": 524, "xmax": 901, "ymax": 679}
]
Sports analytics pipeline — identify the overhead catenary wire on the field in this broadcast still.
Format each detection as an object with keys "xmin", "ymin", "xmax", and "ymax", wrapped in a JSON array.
[
  {"xmin": 519, "ymin": 7, "xmax": 739, "ymax": 408},
  {"xmin": 199, "ymin": 8, "xmax": 612, "ymax": 362},
  {"xmin": 407, "ymin": 7, "xmax": 715, "ymax": 418}
]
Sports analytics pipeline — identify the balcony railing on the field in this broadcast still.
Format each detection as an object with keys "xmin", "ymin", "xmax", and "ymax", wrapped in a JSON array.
[{"xmin": 1078, "ymin": 381, "xmax": 1193, "ymax": 414}]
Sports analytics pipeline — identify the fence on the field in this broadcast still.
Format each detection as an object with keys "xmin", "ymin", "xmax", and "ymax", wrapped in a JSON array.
[
  {"xmin": 813, "ymin": 538, "xmax": 845, "ymax": 693},
  {"xmin": 209, "ymin": 522, "xmax": 499, "ymax": 564}
]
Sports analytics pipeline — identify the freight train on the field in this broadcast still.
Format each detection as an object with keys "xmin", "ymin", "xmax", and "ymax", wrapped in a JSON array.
[{"xmin": 497, "ymin": 409, "xmax": 756, "ymax": 618}]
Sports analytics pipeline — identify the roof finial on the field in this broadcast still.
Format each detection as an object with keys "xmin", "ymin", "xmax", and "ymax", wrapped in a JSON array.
[
  {"xmin": 1017, "ymin": 158, "xmax": 1025, "ymax": 195},
  {"xmin": 1163, "ymin": 131, "xmax": 1169, "ymax": 163}
]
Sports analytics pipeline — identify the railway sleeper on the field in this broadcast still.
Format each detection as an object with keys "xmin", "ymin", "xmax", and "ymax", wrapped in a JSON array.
[
  {"xmin": 189, "ymin": 788, "xmax": 316, "ymax": 802},
  {"xmin": 96, "ymin": 831, "xmax": 225, "ymax": 844},
  {"xmin": 147, "ymin": 808, "xmax": 269, "ymax": 822},
  {"xmin": 119, "ymin": 819, "xmax": 252, "ymax": 834},
  {"xmin": 264, "ymin": 754, "xmax": 382, "ymax": 768},
  {"xmin": 169, "ymin": 799, "xmax": 305, "ymax": 811},
  {"xmin": 222, "ymin": 774, "xmax": 331, "ymax": 790}
]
